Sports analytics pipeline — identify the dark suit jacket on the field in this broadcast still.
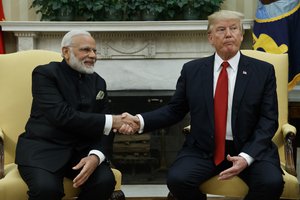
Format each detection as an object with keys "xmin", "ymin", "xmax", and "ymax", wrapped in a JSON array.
[
  {"xmin": 16, "ymin": 60, "xmax": 112, "ymax": 172},
  {"xmin": 141, "ymin": 52, "xmax": 280, "ymax": 166}
]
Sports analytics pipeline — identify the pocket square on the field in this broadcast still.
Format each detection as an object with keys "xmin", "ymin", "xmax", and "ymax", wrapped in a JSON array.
[{"xmin": 96, "ymin": 90, "xmax": 105, "ymax": 100}]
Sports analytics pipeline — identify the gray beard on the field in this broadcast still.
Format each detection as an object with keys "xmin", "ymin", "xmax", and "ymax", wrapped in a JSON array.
[{"xmin": 69, "ymin": 52, "xmax": 95, "ymax": 74}]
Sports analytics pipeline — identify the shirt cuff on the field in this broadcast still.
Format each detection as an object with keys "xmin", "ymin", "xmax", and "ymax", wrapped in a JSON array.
[
  {"xmin": 89, "ymin": 150, "xmax": 105, "ymax": 165},
  {"xmin": 104, "ymin": 115, "xmax": 112, "ymax": 135},
  {"xmin": 136, "ymin": 114, "xmax": 144, "ymax": 133},
  {"xmin": 239, "ymin": 152, "xmax": 254, "ymax": 166}
]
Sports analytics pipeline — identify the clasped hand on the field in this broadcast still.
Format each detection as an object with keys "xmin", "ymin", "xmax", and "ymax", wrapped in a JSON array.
[{"xmin": 112, "ymin": 112, "xmax": 140, "ymax": 134}]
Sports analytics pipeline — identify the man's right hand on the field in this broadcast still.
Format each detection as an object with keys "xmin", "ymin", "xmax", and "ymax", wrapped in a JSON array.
[{"xmin": 112, "ymin": 113, "xmax": 140, "ymax": 134}]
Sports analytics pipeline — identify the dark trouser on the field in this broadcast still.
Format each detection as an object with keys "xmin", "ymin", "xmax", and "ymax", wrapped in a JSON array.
[
  {"xmin": 167, "ymin": 141, "xmax": 284, "ymax": 200},
  {"xmin": 18, "ymin": 163, "xmax": 115, "ymax": 200}
]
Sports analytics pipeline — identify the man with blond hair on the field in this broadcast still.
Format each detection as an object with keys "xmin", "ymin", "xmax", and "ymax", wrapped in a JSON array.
[{"xmin": 120, "ymin": 10, "xmax": 284, "ymax": 200}]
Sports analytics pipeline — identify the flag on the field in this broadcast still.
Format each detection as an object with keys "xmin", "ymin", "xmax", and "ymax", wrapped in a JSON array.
[
  {"xmin": 253, "ymin": 0, "xmax": 300, "ymax": 90},
  {"xmin": 0, "ymin": 0, "xmax": 5, "ymax": 54}
]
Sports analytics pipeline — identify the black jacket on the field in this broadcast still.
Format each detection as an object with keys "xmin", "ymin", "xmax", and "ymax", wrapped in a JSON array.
[{"xmin": 16, "ymin": 60, "xmax": 112, "ymax": 172}]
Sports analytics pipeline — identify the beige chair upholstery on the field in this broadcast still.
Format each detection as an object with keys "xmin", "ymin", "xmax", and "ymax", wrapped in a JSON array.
[
  {"xmin": 198, "ymin": 50, "xmax": 299, "ymax": 199},
  {"xmin": 0, "ymin": 50, "xmax": 124, "ymax": 200}
]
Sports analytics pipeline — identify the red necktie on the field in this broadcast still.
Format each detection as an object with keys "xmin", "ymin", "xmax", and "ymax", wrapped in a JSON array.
[{"xmin": 214, "ymin": 61, "xmax": 229, "ymax": 165}]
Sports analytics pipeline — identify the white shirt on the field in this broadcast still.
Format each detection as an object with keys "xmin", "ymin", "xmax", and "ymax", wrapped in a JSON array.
[
  {"xmin": 213, "ymin": 52, "xmax": 253, "ymax": 165},
  {"xmin": 213, "ymin": 52, "xmax": 239, "ymax": 141}
]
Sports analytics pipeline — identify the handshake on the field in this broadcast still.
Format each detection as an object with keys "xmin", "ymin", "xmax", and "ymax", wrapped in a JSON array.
[{"xmin": 112, "ymin": 112, "xmax": 140, "ymax": 134}]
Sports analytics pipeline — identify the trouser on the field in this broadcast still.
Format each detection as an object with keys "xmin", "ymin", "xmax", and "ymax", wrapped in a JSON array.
[
  {"xmin": 18, "ymin": 162, "xmax": 115, "ymax": 200},
  {"xmin": 167, "ymin": 141, "xmax": 284, "ymax": 200}
]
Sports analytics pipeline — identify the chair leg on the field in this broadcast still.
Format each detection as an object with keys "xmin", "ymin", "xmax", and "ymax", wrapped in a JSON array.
[{"xmin": 109, "ymin": 190, "xmax": 125, "ymax": 200}]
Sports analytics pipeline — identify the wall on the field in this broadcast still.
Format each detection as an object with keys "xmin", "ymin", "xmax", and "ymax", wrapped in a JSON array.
[
  {"xmin": 2, "ymin": 0, "xmax": 257, "ymax": 21},
  {"xmin": 2, "ymin": 0, "xmax": 37, "ymax": 21},
  {"xmin": 0, "ymin": 21, "xmax": 253, "ymax": 90}
]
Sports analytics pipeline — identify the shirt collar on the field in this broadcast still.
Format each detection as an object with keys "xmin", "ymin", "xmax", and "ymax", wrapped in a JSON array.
[{"xmin": 214, "ymin": 51, "xmax": 240, "ymax": 73}]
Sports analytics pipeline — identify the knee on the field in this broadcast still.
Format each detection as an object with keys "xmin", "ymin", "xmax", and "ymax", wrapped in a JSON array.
[
  {"xmin": 167, "ymin": 168, "xmax": 192, "ymax": 190},
  {"xmin": 167, "ymin": 168, "xmax": 205, "ymax": 200},
  {"xmin": 264, "ymin": 174, "xmax": 284, "ymax": 193},
  {"xmin": 29, "ymin": 181, "xmax": 64, "ymax": 200},
  {"xmin": 167, "ymin": 169, "xmax": 184, "ymax": 187},
  {"xmin": 246, "ymin": 174, "xmax": 284, "ymax": 199},
  {"xmin": 79, "ymin": 170, "xmax": 116, "ymax": 200},
  {"xmin": 94, "ymin": 169, "xmax": 116, "ymax": 192},
  {"xmin": 251, "ymin": 173, "xmax": 284, "ymax": 194},
  {"xmin": 103, "ymin": 172, "xmax": 116, "ymax": 191}
]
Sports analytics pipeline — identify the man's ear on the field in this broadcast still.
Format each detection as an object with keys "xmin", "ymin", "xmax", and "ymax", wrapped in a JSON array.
[
  {"xmin": 240, "ymin": 34, "xmax": 244, "ymax": 43},
  {"xmin": 208, "ymin": 33, "xmax": 214, "ymax": 45},
  {"xmin": 62, "ymin": 47, "xmax": 70, "ymax": 60}
]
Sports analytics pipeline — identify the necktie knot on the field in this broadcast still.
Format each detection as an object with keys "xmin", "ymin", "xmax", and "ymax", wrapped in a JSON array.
[{"xmin": 221, "ymin": 61, "xmax": 229, "ymax": 69}]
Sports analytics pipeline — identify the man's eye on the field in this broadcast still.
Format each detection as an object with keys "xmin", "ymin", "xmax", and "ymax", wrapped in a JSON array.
[
  {"xmin": 81, "ymin": 48, "xmax": 90, "ymax": 52},
  {"xmin": 79, "ymin": 48, "xmax": 97, "ymax": 53},
  {"xmin": 230, "ymin": 26, "xmax": 238, "ymax": 31},
  {"xmin": 216, "ymin": 28, "xmax": 225, "ymax": 33}
]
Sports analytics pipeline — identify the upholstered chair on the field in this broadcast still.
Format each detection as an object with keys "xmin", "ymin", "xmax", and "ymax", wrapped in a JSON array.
[
  {"xmin": 168, "ymin": 50, "xmax": 299, "ymax": 199},
  {"xmin": 0, "ymin": 50, "xmax": 125, "ymax": 200}
]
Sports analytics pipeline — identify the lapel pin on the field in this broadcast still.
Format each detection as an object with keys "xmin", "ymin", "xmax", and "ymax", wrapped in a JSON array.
[
  {"xmin": 96, "ymin": 90, "xmax": 104, "ymax": 100},
  {"xmin": 242, "ymin": 71, "xmax": 247, "ymax": 75}
]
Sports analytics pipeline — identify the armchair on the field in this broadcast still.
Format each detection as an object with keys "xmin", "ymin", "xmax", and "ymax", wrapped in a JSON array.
[
  {"xmin": 168, "ymin": 50, "xmax": 299, "ymax": 199},
  {"xmin": 0, "ymin": 50, "xmax": 125, "ymax": 200}
]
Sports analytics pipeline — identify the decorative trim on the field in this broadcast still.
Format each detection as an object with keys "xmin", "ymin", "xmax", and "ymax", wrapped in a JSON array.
[
  {"xmin": 0, "ymin": 20, "xmax": 253, "ymax": 32},
  {"xmin": 14, "ymin": 32, "xmax": 37, "ymax": 38}
]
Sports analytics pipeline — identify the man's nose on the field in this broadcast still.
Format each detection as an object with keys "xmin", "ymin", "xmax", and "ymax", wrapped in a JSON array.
[
  {"xmin": 88, "ymin": 50, "xmax": 97, "ymax": 58},
  {"xmin": 224, "ymin": 28, "xmax": 233, "ymax": 36}
]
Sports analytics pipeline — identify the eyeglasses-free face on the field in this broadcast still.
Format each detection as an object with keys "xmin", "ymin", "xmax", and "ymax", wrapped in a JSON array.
[{"xmin": 208, "ymin": 19, "xmax": 244, "ymax": 60}]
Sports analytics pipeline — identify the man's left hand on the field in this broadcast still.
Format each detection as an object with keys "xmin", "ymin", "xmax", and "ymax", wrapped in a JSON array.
[
  {"xmin": 218, "ymin": 154, "xmax": 248, "ymax": 180},
  {"xmin": 72, "ymin": 155, "xmax": 99, "ymax": 188}
]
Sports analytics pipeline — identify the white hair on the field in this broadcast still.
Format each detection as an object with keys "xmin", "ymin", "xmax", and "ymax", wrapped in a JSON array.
[
  {"xmin": 61, "ymin": 30, "xmax": 91, "ymax": 48},
  {"xmin": 207, "ymin": 10, "xmax": 244, "ymax": 33}
]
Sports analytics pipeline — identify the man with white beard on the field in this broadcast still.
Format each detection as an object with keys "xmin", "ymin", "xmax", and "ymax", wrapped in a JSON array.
[{"xmin": 15, "ymin": 30, "xmax": 129, "ymax": 200}]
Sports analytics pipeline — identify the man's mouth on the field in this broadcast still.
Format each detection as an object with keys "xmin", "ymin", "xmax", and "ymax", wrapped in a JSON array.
[
  {"xmin": 224, "ymin": 41, "xmax": 234, "ymax": 45},
  {"xmin": 84, "ymin": 60, "xmax": 95, "ymax": 67}
]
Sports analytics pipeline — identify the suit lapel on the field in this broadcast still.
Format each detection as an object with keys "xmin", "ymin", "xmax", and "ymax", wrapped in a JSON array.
[
  {"xmin": 232, "ymin": 54, "xmax": 251, "ymax": 126},
  {"xmin": 202, "ymin": 56, "xmax": 215, "ymax": 128}
]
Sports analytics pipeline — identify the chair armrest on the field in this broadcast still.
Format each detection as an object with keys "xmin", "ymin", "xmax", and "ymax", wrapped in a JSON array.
[
  {"xmin": 0, "ymin": 128, "xmax": 4, "ymax": 179},
  {"xmin": 282, "ymin": 123, "xmax": 297, "ymax": 176}
]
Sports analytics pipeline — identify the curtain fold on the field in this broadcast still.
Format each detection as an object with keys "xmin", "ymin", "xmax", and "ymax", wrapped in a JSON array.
[{"xmin": 253, "ymin": 0, "xmax": 300, "ymax": 90}]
